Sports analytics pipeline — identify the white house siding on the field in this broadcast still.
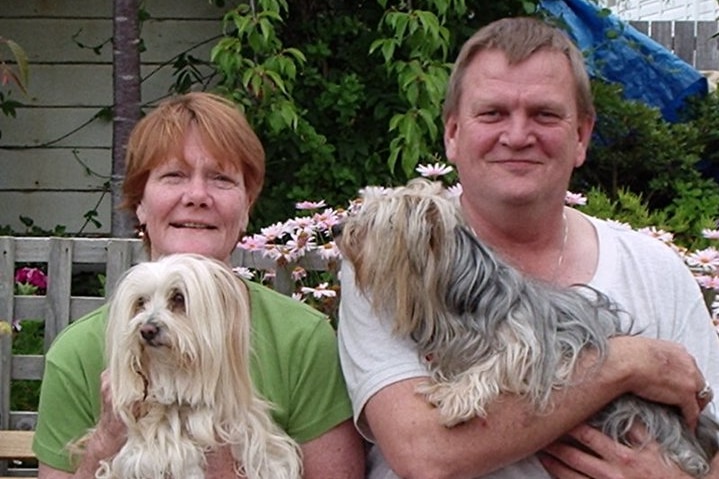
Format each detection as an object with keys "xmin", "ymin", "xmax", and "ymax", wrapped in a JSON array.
[
  {"xmin": 602, "ymin": 0, "xmax": 719, "ymax": 20},
  {"xmin": 0, "ymin": 0, "xmax": 222, "ymax": 234},
  {"xmin": 599, "ymin": 1, "xmax": 719, "ymax": 88}
]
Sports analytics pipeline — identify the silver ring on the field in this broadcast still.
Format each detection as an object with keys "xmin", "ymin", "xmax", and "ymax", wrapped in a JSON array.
[{"xmin": 698, "ymin": 383, "xmax": 713, "ymax": 400}]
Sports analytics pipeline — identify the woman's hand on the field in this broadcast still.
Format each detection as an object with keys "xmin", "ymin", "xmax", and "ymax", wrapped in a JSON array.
[
  {"xmin": 539, "ymin": 423, "xmax": 693, "ymax": 479},
  {"xmin": 205, "ymin": 446, "xmax": 245, "ymax": 478},
  {"xmin": 55, "ymin": 370, "xmax": 128, "ymax": 478},
  {"xmin": 91, "ymin": 369, "xmax": 128, "ymax": 454}
]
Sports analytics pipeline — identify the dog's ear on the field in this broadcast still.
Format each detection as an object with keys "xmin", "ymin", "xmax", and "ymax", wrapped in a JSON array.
[{"xmin": 425, "ymin": 199, "xmax": 449, "ymax": 254}]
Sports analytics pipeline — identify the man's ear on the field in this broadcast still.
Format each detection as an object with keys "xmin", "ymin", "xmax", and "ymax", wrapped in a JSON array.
[
  {"xmin": 444, "ymin": 116, "xmax": 459, "ymax": 164},
  {"xmin": 574, "ymin": 115, "xmax": 595, "ymax": 168}
]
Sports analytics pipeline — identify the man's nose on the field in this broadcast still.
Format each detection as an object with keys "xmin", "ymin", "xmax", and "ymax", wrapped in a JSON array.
[{"xmin": 499, "ymin": 114, "xmax": 536, "ymax": 148}]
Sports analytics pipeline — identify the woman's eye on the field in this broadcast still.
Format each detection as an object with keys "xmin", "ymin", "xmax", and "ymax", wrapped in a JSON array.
[
  {"xmin": 212, "ymin": 174, "xmax": 239, "ymax": 189},
  {"xmin": 157, "ymin": 171, "xmax": 185, "ymax": 183}
]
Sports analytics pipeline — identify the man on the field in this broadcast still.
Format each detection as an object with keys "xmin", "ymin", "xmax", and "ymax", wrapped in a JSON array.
[{"xmin": 338, "ymin": 17, "xmax": 719, "ymax": 478}]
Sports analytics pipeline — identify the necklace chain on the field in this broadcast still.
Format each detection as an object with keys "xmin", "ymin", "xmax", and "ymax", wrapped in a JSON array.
[
  {"xmin": 551, "ymin": 211, "xmax": 569, "ymax": 282},
  {"xmin": 468, "ymin": 211, "xmax": 570, "ymax": 282}
]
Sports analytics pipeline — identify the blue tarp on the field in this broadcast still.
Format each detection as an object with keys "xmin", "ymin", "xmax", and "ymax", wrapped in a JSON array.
[{"xmin": 539, "ymin": 0, "xmax": 708, "ymax": 122}]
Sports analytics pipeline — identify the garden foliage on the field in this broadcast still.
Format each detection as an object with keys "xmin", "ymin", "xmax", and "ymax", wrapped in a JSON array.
[
  {"xmin": 5, "ymin": 1, "xmax": 719, "ymax": 411},
  {"xmin": 207, "ymin": 0, "xmax": 536, "ymax": 230},
  {"xmin": 200, "ymin": 0, "xmax": 719, "ymax": 235}
]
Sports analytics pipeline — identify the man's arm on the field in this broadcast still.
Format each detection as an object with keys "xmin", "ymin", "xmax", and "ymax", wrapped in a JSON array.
[{"xmin": 364, "ymin": 337, "xmax": 706, "ymax": 479}]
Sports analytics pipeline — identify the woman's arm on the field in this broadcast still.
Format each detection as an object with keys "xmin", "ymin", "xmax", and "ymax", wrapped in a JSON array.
[
  {"xmin": 38, "ymin": 370, "xmax": 126, "ymax": 479},
  {"xmin": 40, "ymin": 421, "xmax": 366, "ymax": 479},
  {"xmin": 301, "ymin": 419, "xmax": 366, "ymax": 479}
]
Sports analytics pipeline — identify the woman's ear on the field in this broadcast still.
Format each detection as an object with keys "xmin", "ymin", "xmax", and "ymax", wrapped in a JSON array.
[{"xmin": 136, "ymin": 202, "xmax": 147, "ymax": 224}]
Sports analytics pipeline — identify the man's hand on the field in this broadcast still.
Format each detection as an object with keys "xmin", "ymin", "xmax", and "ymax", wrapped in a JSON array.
[{"xmin": 539, "ymin": 423, "xmax": 693, "ymax": 479}]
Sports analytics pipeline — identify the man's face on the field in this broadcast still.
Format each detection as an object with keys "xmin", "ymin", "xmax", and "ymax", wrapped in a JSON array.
[{"xmin": 444, "ymin": 48, "xmax": 594, "ymax": 209}]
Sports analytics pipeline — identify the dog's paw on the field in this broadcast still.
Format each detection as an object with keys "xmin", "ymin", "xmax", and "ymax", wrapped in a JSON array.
[{"xmin": 415, "ymin": 379, "xmax": 491, "ymax": 427}]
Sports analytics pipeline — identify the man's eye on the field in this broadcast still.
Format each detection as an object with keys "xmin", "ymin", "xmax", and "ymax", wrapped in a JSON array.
[
  {"xmin": 536, "ymin": 111, "xmax": 562, "ymax": 122},
  {"xmin": 477, "ymin": 111, "xmax": 501, "ymax": 122}
]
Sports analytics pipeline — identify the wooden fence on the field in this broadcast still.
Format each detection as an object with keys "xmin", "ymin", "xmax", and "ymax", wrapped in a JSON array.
[
  {"xmin": 630, "ymin": 20, "xmax": 719, "ymax": 70},
  {"xmin": 0, "ymin": 236, "xmax": 332, "ymax": 476}
]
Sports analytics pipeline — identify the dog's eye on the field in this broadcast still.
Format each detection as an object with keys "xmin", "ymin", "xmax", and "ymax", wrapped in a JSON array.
[
  {"xmin": 133, "ymin": 296, "xmax": 146, "ymax": 315},
  {"xmin": 169, "ymin": 290, "xmax": 185, "ymax": 312}
]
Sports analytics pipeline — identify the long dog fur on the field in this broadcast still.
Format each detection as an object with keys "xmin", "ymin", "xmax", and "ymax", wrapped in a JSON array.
[
  {"xmin": 338, "ymin": 178, "xmax": 719, "ymax": 477},
  {"xmin": 93, "ymin": 253, "xmax": 301, "ymax": 479}
]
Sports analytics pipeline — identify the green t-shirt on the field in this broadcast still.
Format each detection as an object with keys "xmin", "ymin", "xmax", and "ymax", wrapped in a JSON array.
[{"xmin": 32, "ymin": 280, "xmax": 353, "ymax": 472}]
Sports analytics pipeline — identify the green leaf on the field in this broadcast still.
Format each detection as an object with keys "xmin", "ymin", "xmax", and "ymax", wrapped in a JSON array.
[
  {"xmin": 401, "ymin": 143, "xmax": 421, "ymax": 177},
  {"xmin": 387, "ymin": 137, "xmax": 403, "ymax": 172},
  {"xmin": 283, "ymin": 47, "xmax": 306, "ymax": 64},
  {"xmin": 605, "ymin": 29, "xmax": 620, "ymax": 40},
  {"xmin": 264, "ymin": 69, "xmax": 288, "ymax": 95},
  {"xmin": 259, "ymin": 17, "xmax": 275, "ymax": 43},
  {"xmin": 259, "ymin": 9, "xmax": 283, "ymax": 22},
  {"xmin": 381, "ymin": 39, "xmax": 398, "ymax": 64},
  {"xmin": 232, "ymin": 13, "xmax": 252, "ymax": 36},
  {"xmin": 391, "ymin": 12, "xmax": 410, "ymax": 41},
  {"xmin": 415, "ymin": 11, "xmax": 440, "ymax": 38},
  {"xmin": 417, "ymin": 108, "xmax": 439, "ymax": 141},
  {"xmin": 388, "ymin": 112, "xmax": 404, "ymax": 132}
]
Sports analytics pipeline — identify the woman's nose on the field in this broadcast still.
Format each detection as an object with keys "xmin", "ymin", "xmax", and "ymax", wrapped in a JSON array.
[{"xmin": 182, "ymin": 177, "xmax": 211, "ymax": 206}]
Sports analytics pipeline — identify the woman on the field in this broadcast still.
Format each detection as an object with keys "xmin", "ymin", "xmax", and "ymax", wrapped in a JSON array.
[{"xmin": 32, "ymin": 92, "xmax": 365, "ymax": 478}]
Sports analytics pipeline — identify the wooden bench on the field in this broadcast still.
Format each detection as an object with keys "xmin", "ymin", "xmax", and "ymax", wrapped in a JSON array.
[
  {"xmin": 0, "ymin": 430, "xmax": 34, "ymax": 478},
  {"xmin": 0, "ymin": 236, "xmax": 332, "ymax": 477}
]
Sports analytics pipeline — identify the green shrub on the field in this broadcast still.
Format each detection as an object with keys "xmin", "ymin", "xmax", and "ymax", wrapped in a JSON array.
[{"xmin": 573, "ymin": 81, "xmax": 712, "ymax": 211}]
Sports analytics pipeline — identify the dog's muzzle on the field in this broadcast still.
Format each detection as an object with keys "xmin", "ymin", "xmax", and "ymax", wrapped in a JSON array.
[{"xmin": 140, "ymin": 321, "xmax": 161, "ymax": 345}]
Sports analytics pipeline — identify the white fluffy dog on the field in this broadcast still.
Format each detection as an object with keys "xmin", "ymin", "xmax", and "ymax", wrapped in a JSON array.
[{"xmin": 96, "ymin": 253, "xmax": 301, "ymax": 479}]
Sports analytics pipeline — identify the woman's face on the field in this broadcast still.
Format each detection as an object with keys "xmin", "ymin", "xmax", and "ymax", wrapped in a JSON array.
[{"xmin": 136, "ymin": 125, "xmax": 249, "ymax": 263}]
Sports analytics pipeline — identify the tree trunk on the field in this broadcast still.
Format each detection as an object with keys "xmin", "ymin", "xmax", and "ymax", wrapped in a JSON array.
[{"xmin": 111, "ymin": 0, "xmax": 141, "ymax": 237}]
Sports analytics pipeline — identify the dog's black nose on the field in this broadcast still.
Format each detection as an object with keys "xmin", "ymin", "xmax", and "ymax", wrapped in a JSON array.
[
  {"xmin": 331, "ymin": 223, "xmax": 344, "ymax": 237},
  {"xmin": 140, "ymin": 322, "xmax": 159, "ymax": 343}
]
